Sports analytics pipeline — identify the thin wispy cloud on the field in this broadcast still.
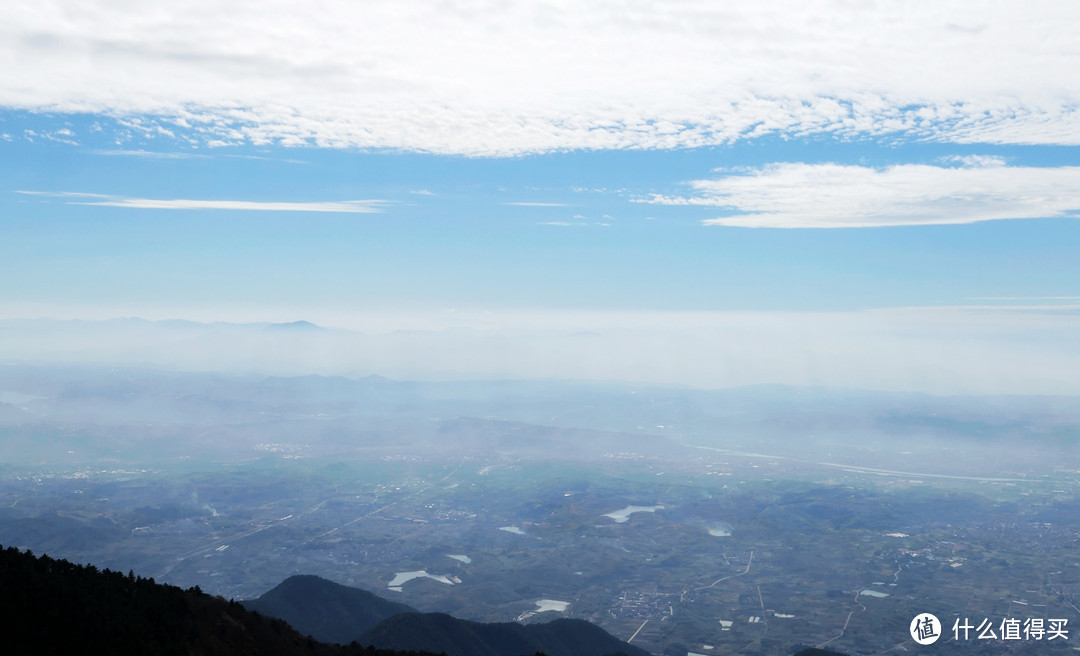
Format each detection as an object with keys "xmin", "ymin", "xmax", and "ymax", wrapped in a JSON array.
[
  {"xmin": 957, "ymin": 297, "xmax": 1080, "ymax": 312},
  {"xmin": 87, "ymin": 199, "xmax": 387, "ymax": 213},
  {"xmin": 503, "ymin": 202, "xmax": 569, "ymax": 207},
  {"xmin": 643, "ymin": 162, "xmax": 1080, "ymax": 228},
  {"xmin": 90, "ymin": 150, "xmax": 307, "ymax": 164},
  {"xmin": 92, "ymin": 149, "xmax": 212, "ymax": 159},
  {"xmin": 2, "ymin": 3, "xmax": 1079, "ymax": 154},
  {"xmin": 16, "ymin": 191, "xmax": 111, "ymax": 199},
  {"xmin": 17, "ymin": 191, "xmax": 388, "ymax": 213},
  {"xmin": 966, "ymin": 296, "xmax": 1080, "ymax": 301}
]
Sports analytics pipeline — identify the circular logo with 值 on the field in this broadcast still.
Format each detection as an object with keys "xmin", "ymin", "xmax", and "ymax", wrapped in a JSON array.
[{"xmin": 910, "ymin": 613, "xmax": 941, "ymax": 645}]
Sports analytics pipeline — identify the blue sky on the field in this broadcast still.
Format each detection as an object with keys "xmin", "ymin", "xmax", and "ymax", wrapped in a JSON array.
[{"xmin": 1, "ymin": 2, "xmax": 1078, "ymax": 393}]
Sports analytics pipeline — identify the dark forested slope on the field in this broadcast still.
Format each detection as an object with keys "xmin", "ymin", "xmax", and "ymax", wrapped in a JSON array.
[{"xmin": 0, "ymin": 545, "xmax": 433, "ymax": 656}]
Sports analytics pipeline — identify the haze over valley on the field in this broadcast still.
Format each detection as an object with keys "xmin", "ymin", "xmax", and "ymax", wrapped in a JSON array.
[{"xmin": 3, "ymin": 353, "xmax": 1080, "ymax": 654}]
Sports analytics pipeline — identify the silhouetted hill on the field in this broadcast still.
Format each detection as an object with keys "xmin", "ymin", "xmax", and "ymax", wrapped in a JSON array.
[
  {"xmin": 245, "ymin": 574, "xmax": 418, "ymax": 644},
  {"xmin": 358, "ymin": 612, "xmax": 652, "ymax": 656},
  {"xmin": 0, "ymin": 545, "xmax": 438, "ymax": 656},
  {"xmin": 242, "ymin": 575, "xmax": 652, "ymax": 656}
]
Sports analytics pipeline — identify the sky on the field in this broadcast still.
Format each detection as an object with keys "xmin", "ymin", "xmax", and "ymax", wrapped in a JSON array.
[{"xmin": 1, "ymin": 1, "xmax": 1079, "ymax": 393}]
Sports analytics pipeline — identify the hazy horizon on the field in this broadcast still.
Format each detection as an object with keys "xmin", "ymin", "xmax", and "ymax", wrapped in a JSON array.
[{"xmin": 2, "ymin": 309, "xmax": 1078, "ymax": 396}]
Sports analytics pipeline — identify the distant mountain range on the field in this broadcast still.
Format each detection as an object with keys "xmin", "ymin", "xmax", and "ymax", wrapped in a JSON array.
[
  {"xmin": 4, "ymin": 314, "xmax": 1077, "ymax": 397},
  {"xmin": 3, "ymin": 361, "xmax": 1077, "ymax": 471},
  {"xmin": 261, "ymin": 320, "xmax": 326, "ymax": 332}
]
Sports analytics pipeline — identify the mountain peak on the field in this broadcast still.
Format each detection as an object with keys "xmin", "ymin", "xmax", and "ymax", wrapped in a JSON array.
[
  {"xmin": 244, "ymin": 574, "xmax": 416, "ymax": 644},
  {"xmin": 263, "ymin": 320, "xmax": 324, "ymax": 331}
]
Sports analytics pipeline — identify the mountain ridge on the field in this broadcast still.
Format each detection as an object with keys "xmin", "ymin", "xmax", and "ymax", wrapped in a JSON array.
[
  {"xmin": 244, "ymin": 573, "xmax": 650, "ymax": 656},
  {"xmin": 244, "ymin": 574, "xmax": 419, "ymax": 644}
]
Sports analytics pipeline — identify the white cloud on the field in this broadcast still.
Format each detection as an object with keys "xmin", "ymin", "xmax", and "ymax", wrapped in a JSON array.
[
  {"xmin": 2, "ymin": 2, "xmax": 1079, "ymax": 154},
  {"xmin": 22, "ymin": 127, "xmax": 79, "ymax": 145},
  {"xmin": 643, "ymin": 162, "xmax": 1080, "ymax": 228},
  {"xmin": 938, "ymin": 154, "xmax": 1009, "ymax": 168},
  {"xmin": 17, "ymin": 191, "xmax": 387, "ymax": 213}
]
